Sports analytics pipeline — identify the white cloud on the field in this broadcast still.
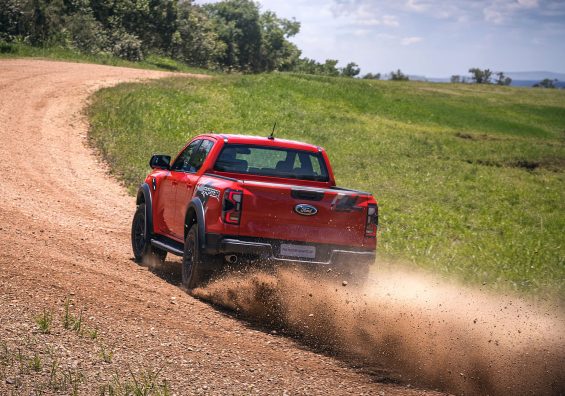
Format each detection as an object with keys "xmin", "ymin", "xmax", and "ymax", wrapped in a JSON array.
[
  {"xmin": 483, "ymin": 0, "xmax": 540, "ymax": 24},
  {"xmin": 375, "ymin": 33, "xmax": 397, "ymax": 40},
  {"xmin": 356, "ymin": 14, "xmax": 399, "ymax": 26},
  {"xmin": 401, "ymin": 36, "xmax": 423, "ymax": 45},
  {"xmin": 331, "ymin": 2, "xmax": 400, "ymax": 27},
  {"xmin": 333, "ymin": 0, "xmax": 478, "ymax": 24},
  {"xmin": 405, "ymin": 0, "xmax": 429, "ymax": 12},
  {"xmin": 353, "ymin": 29, "xmax": 371, "ymax": 37},
  {"xmin": 382, "ymin": 15, "xmax": 400, "ymax": 26}
]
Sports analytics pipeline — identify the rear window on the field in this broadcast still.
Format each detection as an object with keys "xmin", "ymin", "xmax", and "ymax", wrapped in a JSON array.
[{"xmin": 214, "ymin": 144, "xmax": 329, "ymax": 182}]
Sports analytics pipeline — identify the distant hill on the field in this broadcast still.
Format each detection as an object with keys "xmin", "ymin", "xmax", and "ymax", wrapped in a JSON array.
[
  {"xmin": 511, "ymin": 79, "xmax": 565, "ymax": 88},
  {"xmin": 505, "ymin": 71, "xmax": 565, "ymax": 81},
  {"xmin": 409, "ymin": 71, "xmax": 564, "ymax": 88}
]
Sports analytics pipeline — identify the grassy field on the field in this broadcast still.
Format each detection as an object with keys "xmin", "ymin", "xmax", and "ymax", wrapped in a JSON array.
[
  {"xmin": 88, "ymin": 73, "xmax": 565, "ymax": 296},
  {"xmin": 0, "ymin": 41, "xmax": 212, "ymax": 74}
]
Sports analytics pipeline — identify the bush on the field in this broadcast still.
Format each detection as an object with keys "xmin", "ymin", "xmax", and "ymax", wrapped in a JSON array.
[
  {"xmin": 389, "ymin": 69, "xmax": 409, "ymax": 81},
  {"xmin": 66, "ymin": 12, "xmax": 107, "ymax": 54},
  {"xmin": 0, "ymin": 40, "xmax": 15, "ymax": 53},
  {"xmin": 111, "ymin": 31, "xmax": 144, "ymax": 61},
  {"xmin": 0, "ymin": 0, "xmax": 26, "ymax": 42}
]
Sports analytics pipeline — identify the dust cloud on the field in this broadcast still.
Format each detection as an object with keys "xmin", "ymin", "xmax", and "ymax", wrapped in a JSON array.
[{"xmin": 193, "ymin": 264, "xmax": 564, "ymax": 395}]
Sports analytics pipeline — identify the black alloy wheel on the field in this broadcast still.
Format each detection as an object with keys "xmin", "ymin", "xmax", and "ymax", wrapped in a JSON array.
[{"xmin": 131, "ymin": 203, "xmax": 167, "ymax": 264}]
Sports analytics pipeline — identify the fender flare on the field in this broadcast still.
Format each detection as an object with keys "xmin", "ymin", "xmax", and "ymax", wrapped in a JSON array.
[
  {"xmin": 136, "ymin": 183, "xmax": 153, "ymax": 236},
  {"xmin": 185, "ymin": 198, "xmax": 206, "ymax": 250}
]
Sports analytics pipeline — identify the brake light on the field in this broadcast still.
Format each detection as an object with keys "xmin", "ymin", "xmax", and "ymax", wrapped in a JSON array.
[
  {"xmin": 223, "ymin": 189, "xmax": 243, "ymax": 224},
  {"xmin": 365, "ymin": 204, "xmax": 378, "ymax": 237}
]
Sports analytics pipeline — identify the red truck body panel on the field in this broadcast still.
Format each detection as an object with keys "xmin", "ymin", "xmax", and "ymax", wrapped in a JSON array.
[{"xmin": 235, "ymin": 180, "xmax": 374, "ymax": 248}]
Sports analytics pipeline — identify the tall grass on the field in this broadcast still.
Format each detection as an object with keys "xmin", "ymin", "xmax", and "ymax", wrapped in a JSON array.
[{"xmin": 88, "ymin": 74, "xmax": 565, "ymax": 295}]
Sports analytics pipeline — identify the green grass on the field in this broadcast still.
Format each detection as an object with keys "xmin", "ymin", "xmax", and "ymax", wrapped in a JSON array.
[
  {"xmin": 88, "ymin": 73, "xmax": 565, "ymax": 296},
  {"xmin": 0, "ymin": 41, "xmax": 213, "ymax": 74},
  {"xmin": 35, "ymin": 309, "xmax": 53, "ymax": 334},
  {"xmin": 100, "ymin": 368, "xmax": 170, "ymax": 396}
]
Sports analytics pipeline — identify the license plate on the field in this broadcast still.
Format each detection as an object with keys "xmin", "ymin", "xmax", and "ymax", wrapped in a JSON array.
[{"xmin": 280, "ymin": 244, "xmax": 316, "ymax": 259}]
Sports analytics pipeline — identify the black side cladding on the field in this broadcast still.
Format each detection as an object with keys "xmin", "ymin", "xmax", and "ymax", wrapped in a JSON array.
[
  {"xmin": 137, "ymin": 183, "xmax": 153, "ymax": 234},
  {"xmin": 186, "ymin": 198, "xmax": 207, "ymax": 249}
]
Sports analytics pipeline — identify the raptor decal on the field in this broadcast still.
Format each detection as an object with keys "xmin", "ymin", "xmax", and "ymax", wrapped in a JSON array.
[{"xmin": 195, "ymin": 183, "xmax": 220, "ymax": 206}]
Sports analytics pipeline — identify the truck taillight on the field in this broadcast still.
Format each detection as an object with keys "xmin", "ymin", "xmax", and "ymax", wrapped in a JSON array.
[
  {"xmin": 223, "ymin": 189, "xmax": 243, "ymax": 225},
  {"xmin": 365, "ymin": 204, "xmax": 378, "ymax": 237}
]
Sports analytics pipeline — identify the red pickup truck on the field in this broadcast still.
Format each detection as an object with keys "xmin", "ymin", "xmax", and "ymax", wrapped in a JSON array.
[{"xmin": 131, "ymin": 134, "xmax": 378, "ymax": 289}]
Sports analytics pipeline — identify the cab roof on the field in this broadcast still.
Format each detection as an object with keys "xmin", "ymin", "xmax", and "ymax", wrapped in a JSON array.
[{"xmin": 202, "ymin": 133, "xmax": 322, "ymax": 153}]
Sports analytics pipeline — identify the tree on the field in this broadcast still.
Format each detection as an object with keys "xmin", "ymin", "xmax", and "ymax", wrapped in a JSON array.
[
  {"xmin": 25, "ymin": 0, "xmax": 67, "ymax": 45},
  {"xmin": 292, "ymin": 57, "xmax": 343, "ymax": 76},
  {"xmin": 292, "ymin": 57, "xmax": 318, "ymax": 74},
  {"xmin": 202, "ymin": 0, "xmax": 301, "ymax": 72},
  {"xmin": 259, "ymin": 11, "xmax": 301, "ymax": 71},
  {"xmin": 469, "ymin": 68, "xmax": 492, "ymax": 84},
  {"xmin": 173, "ymin": 3, "xmax": 226, "ymax": 68},
  {"xmin": 131, "ymin": 0, "xmax": 179, "ymax": 53},
  {"xmin": 204, "ymin": 0, "xmax": 263, "ymax": 72},
  {"xmin": 65, "ymin": 11, "xmax": 107, "ymax": 54},
  {"xmin": 389, "ymin": 69, "xmax": 409, "ymax": 81},
  {"xmin": 362, "ymin": 72, "xmax": 381, "ymax": 80},
  {"xmin": 495, "ymin": 72, "xmax": 512, "ymax": 86},
  {"xmin": 321, "ymin": 59, "xmax": 339, "ymax": 76},
  {"xmin": 533, "ymin": 78, "xmax": 558, "ymax": 89},
  {"xmin": 0, "ymin": 0, "xmax": 27, "ymax": 42},
  {"xmin": 341, "ymin": 62, "xmax": 360, "ymax": 77},
  {"xmin": 450, "ymin": 75, "xmax": 461, "ymax": 83}
]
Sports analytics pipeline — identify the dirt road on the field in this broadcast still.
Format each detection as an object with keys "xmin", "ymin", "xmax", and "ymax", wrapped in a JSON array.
[{"xmin": 0, "ymin": 59, "xmax": 439, "ymax": 395}]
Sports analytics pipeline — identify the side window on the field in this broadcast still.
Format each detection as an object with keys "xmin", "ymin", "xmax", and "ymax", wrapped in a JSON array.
[
  {"xmin": 171, "ymin": 140, "xmax": 201, "ymax": 172},
  {"xmin": 191, "ymin": 139, "xmax": 214, "ymax": 171}
]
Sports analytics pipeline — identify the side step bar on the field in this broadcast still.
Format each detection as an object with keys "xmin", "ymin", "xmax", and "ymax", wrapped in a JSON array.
[{"xmin": 150, "ymin": 238, "xmax": 184, "ymax": 256}]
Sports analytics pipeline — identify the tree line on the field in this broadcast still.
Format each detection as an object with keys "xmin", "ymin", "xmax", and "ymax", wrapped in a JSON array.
[
  {"xmin": 0, "ymin": 0, "xmax": 296, "ymax": 71},
  {"xmin": 450, "ymin": 69, "xmax": 560, "ymax": 88},
  {"xmin": 450, "ymin": 68, "xmax": 512, "ymax": 85},
  {"xmin": 0, "ymin": 0, "xmax": 366, "ymax": 75}
]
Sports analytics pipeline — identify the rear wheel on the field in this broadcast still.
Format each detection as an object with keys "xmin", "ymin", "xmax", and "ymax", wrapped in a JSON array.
[
  {"xmin": 131, "ymin": 204, "xmax": 167, "ymax": 264},
  {"xmin": 182, "ymin": 226, "xmax": 208, "ymax": 289}
]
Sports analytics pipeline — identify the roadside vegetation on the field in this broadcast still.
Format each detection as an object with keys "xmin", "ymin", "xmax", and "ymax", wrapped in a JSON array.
[
  {"xmin": 0, "ymin": 41, "xmax": 210, "ymax": 74},
  {"xmin": 1, "ymin": 298, "xmax": 169, "ymax": 395},
  {"xmin": 89, "ymin": 74, "xmax": 565, "ymax": 296}
]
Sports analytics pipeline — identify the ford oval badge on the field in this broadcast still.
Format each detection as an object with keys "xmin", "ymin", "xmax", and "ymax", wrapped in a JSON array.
[{"xmin": 295, "ymin": 204, "xmax": 318, "ymax": 216}]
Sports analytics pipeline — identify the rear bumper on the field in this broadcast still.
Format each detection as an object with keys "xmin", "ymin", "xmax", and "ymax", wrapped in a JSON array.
[{"xmin": 204, "ymin": 233, "xmax": 375, "ymax": 266}]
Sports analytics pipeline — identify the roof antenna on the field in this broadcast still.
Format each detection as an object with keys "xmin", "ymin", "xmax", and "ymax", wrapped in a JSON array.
[{"xmin": 268, "ymin": 122, "xmax": 276, "ymax": 140}]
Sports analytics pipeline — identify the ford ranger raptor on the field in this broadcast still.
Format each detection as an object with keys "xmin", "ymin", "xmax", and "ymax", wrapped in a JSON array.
[{"xmin": 131, "ymin": 134, "xmax": 378, "ymax": 289}]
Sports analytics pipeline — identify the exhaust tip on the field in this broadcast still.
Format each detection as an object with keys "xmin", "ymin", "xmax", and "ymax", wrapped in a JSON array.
[{"xmin": 225, "ymin": 255, "xmax": 238, "ymax": 264}]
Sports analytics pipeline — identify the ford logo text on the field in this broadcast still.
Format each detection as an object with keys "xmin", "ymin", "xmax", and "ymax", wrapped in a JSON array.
[{"xmin": 294, "ymin": 204, "xmax": 318, "ymax": 216}]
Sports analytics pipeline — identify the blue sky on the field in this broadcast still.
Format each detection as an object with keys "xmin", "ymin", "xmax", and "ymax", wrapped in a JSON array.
[{"xmin": 197, "ymin": 0, "xmax": 565, "ymax": 77}]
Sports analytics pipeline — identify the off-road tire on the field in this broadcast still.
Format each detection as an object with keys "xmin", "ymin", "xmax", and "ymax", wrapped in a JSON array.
[
  {"xmin": 131, "ymin": 203, "xmax": 167, "ymax": 264},
  {"xmin": 182, "ymin": 226, "xmax": 210, "ymax": 289}
]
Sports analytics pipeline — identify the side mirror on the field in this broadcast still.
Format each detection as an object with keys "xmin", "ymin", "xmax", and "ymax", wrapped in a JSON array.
[{"xmin": 149, "ymin": 154, "xmax": 171, "ymax": 170}]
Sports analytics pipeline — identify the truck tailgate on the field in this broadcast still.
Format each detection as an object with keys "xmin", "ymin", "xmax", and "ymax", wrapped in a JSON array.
[{"xmin": 238, "ymin": 181, "xmax": 371, "ymax": 247}]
